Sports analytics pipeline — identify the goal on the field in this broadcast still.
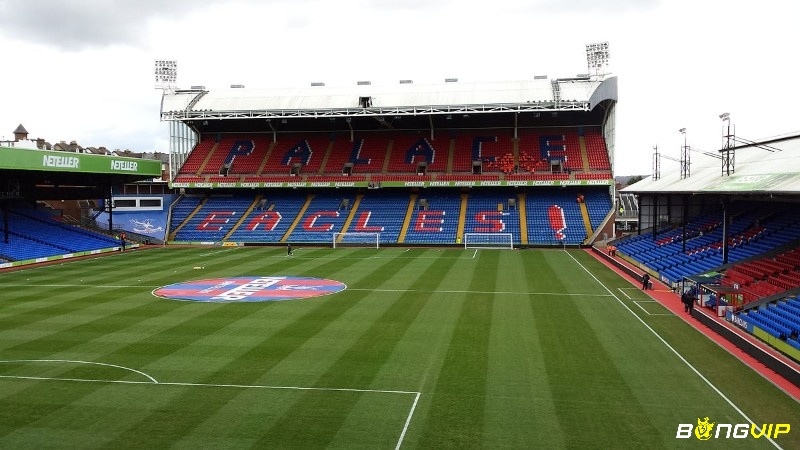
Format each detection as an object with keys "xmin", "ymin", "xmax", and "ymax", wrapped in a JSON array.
[
  {"xmin": 332, "ymin": 232, "xmax": 380, "ymax": 249},
  {"xmin": 463, "ymin": 233, "xmax": 514, "ymax": 250}
]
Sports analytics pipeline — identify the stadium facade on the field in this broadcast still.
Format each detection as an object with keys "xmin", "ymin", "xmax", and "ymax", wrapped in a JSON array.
[{"xmin": 157, "ymin": 75, "xmax": 619, "ymax": 247}]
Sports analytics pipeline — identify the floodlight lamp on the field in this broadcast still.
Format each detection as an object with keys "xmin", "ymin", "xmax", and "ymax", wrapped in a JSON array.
[
  {"xmin": 679, "ymin": 128, "xmax": 686, "ymax": 133},
  {"xmin": 154, "ymin": 59, "xmax": 178, "ymax": 89},
  {"xmin": 719, "ymin": 112, "xmax": 730, "ymax": 121},
  {"xmin": 585, "ymin": 41, "xmax": 610, "ymax": 71}
]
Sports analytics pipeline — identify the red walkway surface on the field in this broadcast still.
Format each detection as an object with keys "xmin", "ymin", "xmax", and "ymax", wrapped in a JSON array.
[{"xmin": 586, "ymin": 248, "xmax": 800, "ymax": 402}]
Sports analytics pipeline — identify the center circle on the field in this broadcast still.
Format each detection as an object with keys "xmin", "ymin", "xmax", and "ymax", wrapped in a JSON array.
[{"xmin": 152, "ymin": 276, "xmax": 347, "ymax": 302}]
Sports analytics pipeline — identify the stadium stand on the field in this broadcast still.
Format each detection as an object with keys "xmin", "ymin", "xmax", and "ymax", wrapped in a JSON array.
[
  {"xmin": 177, "ymin": 139, "xmax": 216, "ymax": 176},
  {"xmin": 525, "ymin": 189, "xmax": 590, "ymax": 245},
  {"xmin": 219, "ymin": 136, "xmax": 272, "ymax": 175},
  {"xmin": 518, "ymin": 129, "xmax": 582, "ymax": 173},
  {"xmin": 452, "ymin": 130, "xmax": 515, "ymax": 173},
  {"xmin": 176, "ymin": 127, "xmax": 617, "ymax": 181},
  {"xmin": 463, "ymin": 191, "xmax": 522, "ymax": 244},
  {"xmin": 582, "ymin": 128, "xmax": 612, "ymax": 170},
  {"xmin": 165, "ymin": 186, "xmax": 611, "ymax": 247},
  {"xmin": 617, "ymin": 205, "xmax": 800, "ymax": 290},
  {"xmin": 154, "ymin": 78, "xmax": 620, "ymax": 251},
  {"xmin": 286, "ymin": 192, "xmax": 351, "ymax": 243},
  {"xmin": 384, "ymin": 133, "xmax": 444, "ymax": 173},
  {"xmin": 226, "ymin": 192, "xmax": 308, "ymax": 243},
  {"xmin": 172, "ymin": 196, "xmax": 255, "ymax": 242},
  {"xmin": 332, "ymin": 134, "xmax": 390, "ymax": 175},
  {"xmin": 403, "ymin": 192, "xmax": 461, "ymax": 244},
  {"xmin": 323, "ymin": 135, "xmax": 388, "ymax": 176},
  {"xmin": 339, "ymin": 191, "xmax": 410, "ymax": 243},
  {"xmin": 169, "ymin": 196, "xmax": 204, "ymax": 236},
  {"xmin": 0, "ymin": 207, "xmax": 118, "ymax": 261}
]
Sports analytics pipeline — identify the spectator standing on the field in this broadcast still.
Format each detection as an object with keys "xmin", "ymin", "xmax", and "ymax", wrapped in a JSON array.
[{"xmin": 681, "ymin": 291, "xmax": 691, "ymax": 313}]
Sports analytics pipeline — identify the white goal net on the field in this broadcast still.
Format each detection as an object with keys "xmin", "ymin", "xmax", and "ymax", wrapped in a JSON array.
[
  {"xmin": 463, "ymin": 233, "xmax": 514, "ymax": 250},
  {"xmin": 332, "ymin": 232, "xmax": 380, "ymax": 249}
]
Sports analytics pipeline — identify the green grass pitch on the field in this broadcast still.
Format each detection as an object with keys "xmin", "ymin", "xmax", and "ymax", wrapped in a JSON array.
[{"xmin": 0, "ymin": 247, "xmax": 797, "ymax": 449}]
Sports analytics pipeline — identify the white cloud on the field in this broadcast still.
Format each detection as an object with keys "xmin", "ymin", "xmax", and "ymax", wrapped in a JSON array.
[{"xmin": 1, "ymin": 0, "xmax": 798, "ymax": 176}]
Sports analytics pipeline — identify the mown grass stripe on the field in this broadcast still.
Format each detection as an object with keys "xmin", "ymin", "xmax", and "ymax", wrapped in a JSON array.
[
  {"xmin": 253, "ymin": 249, "xmax": 447, "ymax": 448},
  {"xmin": 0, "ymin": 290, "xmax": 176, "ymax": 355},
  {"xmin": 478, "ymin": 250, "xmax": 566, "ymax": 448},
  {"xmin": 1, "ymin": 247, "xmax": 798, "ymax": 449},
  {"xmin": 97, "ymin": 247, "xmax": 387, "ymax": 448},
  {"xmin": 533, "ymin": 288, "xmax": 662, "ymax": 447},
  {"xmin": 519, "ymin": 252, "xmax": 661, "ymax": 448},
  {"xmin": 0, "ymin": 302, "xmax": 234, "ymax": 438},
  {"xmin": 416, "ymin": 250, "xmax": 498, "ymax": 448}
]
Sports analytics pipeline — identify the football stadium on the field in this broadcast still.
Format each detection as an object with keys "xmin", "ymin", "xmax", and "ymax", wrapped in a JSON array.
[{"xmin": 1, "ymin": 53, "xmax": 799, "ymax": 448}]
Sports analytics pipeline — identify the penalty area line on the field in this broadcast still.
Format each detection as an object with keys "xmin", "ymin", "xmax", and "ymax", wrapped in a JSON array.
[
  {"xmin": 396, "ymin": 391, "xmax": 421, "ymax": 450},
  {"xmin": 0, "ymin": 372, "xmax": 418, "ymax": 394},
  {"xmin": 0, "ymin": 374, "xmax": 422, "ymax": 450}
]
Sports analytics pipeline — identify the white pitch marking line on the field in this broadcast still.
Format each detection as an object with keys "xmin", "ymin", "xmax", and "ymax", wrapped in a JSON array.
[
  {"xmin": 0, "ymin": 284, "xmax": 159, "ymax": 289},
  {"xmin": 157, "ymin": 381, "xmax": 418, "ymax": 395},
  {"xmin": 0, "ymin": 373, "xmax": 419, "ymax": 395},
  {"xmin": 631, "ymin": 300, "xmax": 650, "ymax": 314},
  {"xmin": 0, "ymin": 372, "xmax": 422, "ymax": 448},
  {"xmin": 0, "ymin": 359, "xmax": 158, "ymax": 384},
  {"xmin": 619, "ymin": 289, "xmax": 673, "ymax": 316},
  {"xmin": 563, "ymin": 250, "xmax": 784, "ymax": 450},
  {"xmin": 0, "ymin": 284, "xmax": 614, "ymax": 298},
  {"xmin": 632, "ymin": 300, "xmax": 673, "ymax": 316},
  {"xmin": 631, "ymin": 301, "xmax": 672, "ymax": 316},
  {"xmin": 472, "ymin": 249, "xmax": 478, "ymax": 259},
  {"xmin": 347, "ymin": 288, "xmax": 612, "ymax": 297},
  {"xmin": 395, "ymin": 391, "xmax": 421, "ymax": 450},
  {"xmin": 198, "ymin": 247, "xmax": 238, "ymax": 257}
]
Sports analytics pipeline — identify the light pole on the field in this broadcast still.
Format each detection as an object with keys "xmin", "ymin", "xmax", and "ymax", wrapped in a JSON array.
[
  {"xmin": 720, "ymin": 113, "xmax": 734, "ymax": 176},
  {"xmin": 679, "ymin": 128, "xmax": 690, "ymax": 179}
]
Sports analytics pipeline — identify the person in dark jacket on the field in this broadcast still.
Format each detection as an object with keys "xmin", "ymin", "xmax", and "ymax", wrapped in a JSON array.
[{"xmin": 641, "ymin": 273, "xmax": 650, "ymax": 290}]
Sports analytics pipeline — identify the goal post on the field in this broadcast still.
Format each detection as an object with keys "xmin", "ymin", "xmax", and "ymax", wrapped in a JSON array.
[
  {"xmin": 332, "ymin": 232, "xmax": 380, "ymax": 249},
  {"xmin": 463, "ymin": 233, "xmax": 514, "ymax": 250}
]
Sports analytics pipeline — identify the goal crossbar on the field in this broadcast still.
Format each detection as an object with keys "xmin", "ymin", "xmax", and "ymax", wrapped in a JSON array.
[{"xmin": 463, "ymin": 233, "xmax": 514, "ymax": 250}]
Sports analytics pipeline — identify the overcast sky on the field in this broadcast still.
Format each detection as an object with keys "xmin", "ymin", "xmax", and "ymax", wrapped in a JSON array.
[{"xmin": 1, "ymin": 0, "xmax": 797, "ymax": 175}]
